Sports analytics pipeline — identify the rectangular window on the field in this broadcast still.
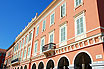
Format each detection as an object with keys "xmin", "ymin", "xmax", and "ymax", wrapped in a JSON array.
[
  {"xmin": 28, "ymin": 47, "xmax": 31, "ymax": 57},
  {"xmin": 42, "ymin": 20, "xmax": 46, "ymax": 32},
  {"xmin": 76, "ymin": 16, "xmax": 84, "ymax": 35},
  {"xmin": 49, "ymin": 31, "xmax": 54, "ymax": 43},
  {"xmin": 20, "ymin": 41, "xmax": 22, "ymax": 49},
  {"xmin": 21, "ymin": 51, "xmax": 23, "ymax": 61},
  {"xmin": 34, "ymin": 41, "xmax": 38, "ymax": 54},
  {"xmin": 24, "ymin": 49, "xmax": 26, "ymax": 58},
  {"xmin": 60, "ymin": 24, "xmax": 67, "ymax": 42},
  {"xmin": 26, "ymin": 36, "xmax": 28, "ymax": 44},
  {"xmin": 36, "ymin": 25, "xmax": 39, "ymax": 36},
  {"xmin": 50, "ymin": 13, "xmax": 55, "ymax": 25},
  {"xmin": 40, "ymin": 37, "xmax": 45, "ymax": 53},
  {"xmin": 0, "ymin": 53, "xmax": 2, "ymax": 56},
  {"xmin": 29, "ymin": 33, "xmax": 32, "ymax": 41},
  {"xmin": 75, "ymin": 0, "xmax": 82, "ymax": 7},
  {"xmin": 17, "ymin": 44, "xmax": 19, "ymax": 50},
  {"xmin": 60, "ymin": 3, "xmax": 66, "ymax": 18},
  {"xmin": 22, "ymin": 39, "xmax": 25, "ymax": 47}
]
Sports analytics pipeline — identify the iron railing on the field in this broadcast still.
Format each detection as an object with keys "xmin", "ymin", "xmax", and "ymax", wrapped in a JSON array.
[{"xmin": 42, "ymin": 43, "xmax": 56, "ymax": 52}]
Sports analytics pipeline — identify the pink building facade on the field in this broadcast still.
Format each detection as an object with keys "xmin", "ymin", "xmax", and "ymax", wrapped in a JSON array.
[{"xmin": 4, "ymin": 0, "xmax": 104, "ymax": 69}]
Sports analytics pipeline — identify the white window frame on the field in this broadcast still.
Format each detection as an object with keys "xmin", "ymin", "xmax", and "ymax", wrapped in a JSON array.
[
  {"xmin": 29, "ymin": 32, "xmax": 32, "ymax": 41},
  {"xmin": 42, "ymin": 20, "xmax": 46, "ymax": 32},
  {"xmin": 36, "ymin": 25, "xmax": 39, "ymax": 36},
  {"xmin": 26, "ymin": 35, "xmax": 28, "ymax": 45},
  {"xmin": 75, "ymin": 12, "xmax": 86, "ymax": 36},
  {"xmin": 27, "ymin": 46, "xmax": 31, "ymax": 58},
  {"xmin": 49, "ymin": 31, "xmax": 54, "ymax": 43},
  {"xmin": 59, "ymin": 23, "xmax": 67, "ymax": 46},
  {"xmin": 24, "ymin": 48, "xmax": 27, "ymax": 59},
  {"xmin": 21, "ymin": 50, "xmax": 23, "ymax": 61},
  {"xmin": 60, "ymin": 2, "xmax": 66, "ymax": 18},
  {"xmin": 50, "ymin": 12, "xmax": 55, "ymax": 26},
  {"xmin": 74, "ymin": 11, "xmax": 86, "ymax": 41},
  {"xmin": 40, "ymin": 36, "xmax": 45, "ymax": 53},
  {"xmin": 34, "ymin": 41, "xmax": 38, "ymax": 55},
  {"xmin": 74, "ymin": 0, "xmax": 83, "ymax": 8}
]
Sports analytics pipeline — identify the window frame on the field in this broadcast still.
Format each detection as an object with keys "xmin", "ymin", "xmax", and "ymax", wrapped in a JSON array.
[
  {"xmin": 60, "ymin": 2, "xmax": 66, "ymax": 18},
  {"xmin": 34, "ymin": 40, "xmax": 38, "ymax": 55},
  {"xmin": 49, "ymin": 31, "xmax": 54, "ymax": 43},
  {"xmin": 59, "ymin": 23, "xmax": 67, "ymax": 43},
  {"xmin": 75, "ymin": 12, "xmax": 86, "ymax": 36},
  {"xmin": 36, "ymin": 25, "xmax": 39, "ymax": 36},
  {"xmin": 74, "ymin": 0, "xmax": 83, "ymax": 8},
  {"xmin": 42, "ymin": 20, "xmax": 46, "ymax": 32},
  {"xmin": 50, "ymin": 12, "xmax": 55, "ymax": 26},
  {"xmin": 40, "ymin": 36, "xmax": 45, "ymax": 53}
]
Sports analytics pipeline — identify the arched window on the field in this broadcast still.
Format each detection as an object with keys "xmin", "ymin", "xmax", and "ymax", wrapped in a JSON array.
[{"xmin": 20, "ymin": 66, "xmax": 23, "ymax": 69}]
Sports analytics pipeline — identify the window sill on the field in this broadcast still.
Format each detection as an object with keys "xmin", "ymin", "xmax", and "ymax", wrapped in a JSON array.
[
  {"xmin": 75, "ymin": 33, "xmax": 86, "ymax": 41},
  {"xmin": 60, "ymin": 15, "xmax": 66, "ymax": 20},
  {"xmin": 74, "ymin": 3, "xmax": 84, "ymax": 10},
  {"xmin": 50, "ymin": 22, "xmax": 55, "ymax": 27}
]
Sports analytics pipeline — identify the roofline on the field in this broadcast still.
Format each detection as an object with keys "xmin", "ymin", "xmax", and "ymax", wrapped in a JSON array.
[
  {"xmin": 6, "ymin": 42, "xmax": 15, "ymax": 51},
  {"xmin": 15, "ymin": 0, "xmax": 57, "ymax": 42}
]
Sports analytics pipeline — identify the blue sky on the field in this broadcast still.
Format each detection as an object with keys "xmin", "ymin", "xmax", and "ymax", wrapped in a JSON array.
[{"xmin": 0, "ymin": 0, "xmax": 53, "ymax": 49}]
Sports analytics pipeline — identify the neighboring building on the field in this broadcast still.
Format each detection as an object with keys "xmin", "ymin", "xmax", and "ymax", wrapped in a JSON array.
[
  {"xmin": 0, "ymin": 49, "xmax": 6, "ymax": 69},
  {"xmin": 4, "ymin": 0, "xmax": 104, "ymax": 69}
]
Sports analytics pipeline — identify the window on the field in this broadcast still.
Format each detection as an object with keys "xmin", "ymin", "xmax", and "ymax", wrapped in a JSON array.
[
  {"xmin": 2, "ymin": 58, "xmax": 4, "ymax": 62},
  {"xmin": 0, "ymin": 53, "xmax": 2, "ymax": 56},
  {"xmin": 17, "ymin": 44, "xmax": 19, "ymax": 50},
  {"xmin": 49, "ymin": 31, "xmax": 54, "ymax": 43},
  {"xmin": 24, "ymin": 49, "xmax": 26, "ymax": 58},
  {"xmin": 20, "ymin": 41, "xmax": 22, "ymax": 49},
  {"xmin": 26, "ymin": 36, "xmax": 28, "ymax": 44},
  {"xmin": 29, "ymin": 33, "xmax": 32, "ymax": 41},
  {"xmin": 21, "ymin": 51, "xmax": 23, "ymax": 61},
  {"xmin": 3, "ymin": 53, "xmax": 6, "ymax": 56},
  {"xmin": 28, "ymin": 47, "xmax": 30, "ymax": 56},
  {"xmin": 50, "ymin": 13, "xmax": 55, "ymax": 25},
  {"xmin": 40, "ymin": 37, "xmax": 45, "ymax": 53},
  {"xmin": 36, "ymin": 25, "xmax": 39, "ymax": 36},
  {"xmin": 75, "ymin": 0, "xmax": 82, "ymax": 7},
  {"xmin": 60, "ymin": 3, "xmax": 66, "ymax": 18},
  {"xmin": 60, "ymin": 24, "xmax": 67, "ymax": 42},
  {"xmin": 22, "ymin": 39, "xmax": 25, "ymax": 47},
  {"xmin": 42, "ymin": 20, "xmax": 46, "ymax": 32},
  {"xmin": 34, "ymin": 41, "xmax": 38, "ymax": 54},
  {"xmin": 75, "ymin": 13, "xmax": 85, "ymax": 35}
]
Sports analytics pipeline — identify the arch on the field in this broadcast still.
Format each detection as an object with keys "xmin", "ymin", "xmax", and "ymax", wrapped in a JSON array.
[
  {"xmin": 24, "ymin": 65, "xmax": 27, "ymax": 69},
  {"xmin": 32, "ymin": 63, "xmax": 36, "ymax": 69},
  {"xmin": 74, "ymin": 52, "xmax": 92, "ymax": 69},
  {"xmin": 38, "ymin": 62, "xmax": 44, "ymax": 69},
  {"xmin": 46, "ymin": 60, "xmax": 54, "ymax": 69},
  {"xmin": 20, "ymin": 66, "xmax": 23, "ymax": 69},
  {"xmin": 73, "ymin": 51, "xmax": 93, "ymax": 64},
  {"xmin": 58, "ymin": 56, "xmax": 69, "ymax": 69},
  {"xmin": 17, "ymin": 67, "xmax": 19, "ymax": 69}
]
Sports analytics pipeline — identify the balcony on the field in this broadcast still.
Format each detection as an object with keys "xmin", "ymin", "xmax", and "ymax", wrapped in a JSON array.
[
  {"xmin": 42, "ymin": 43, "xmax": 56, "ymax": 57},
  {"xmin": 11, "ymin": 58, "xmax": 20, "ymax": 66}
]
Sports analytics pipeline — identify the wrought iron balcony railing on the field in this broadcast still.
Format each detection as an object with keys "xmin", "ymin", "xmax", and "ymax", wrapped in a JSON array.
[
  {"xmin": 11, "ymin": 58, "xmax": 19, "ymax": 64},
  {"xmin": 42, "ymin": 43, "xmax": 56, "ymax": 52}
]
